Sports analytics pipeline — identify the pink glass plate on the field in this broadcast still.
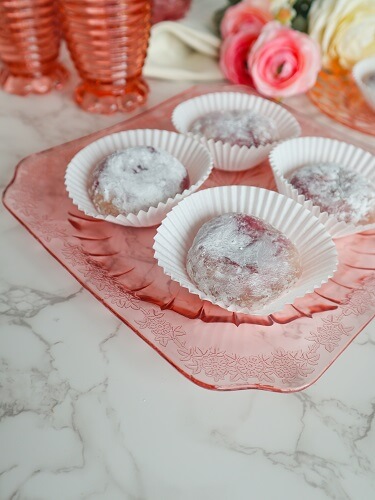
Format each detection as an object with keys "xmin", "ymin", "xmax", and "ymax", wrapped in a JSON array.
[
  {"xmin": 308, "ymin": 69, "xmax": 375, "ymax": 137},
  {"xmin": 3, "ymin": 84, "xmax": 375, "ymax": 392}
]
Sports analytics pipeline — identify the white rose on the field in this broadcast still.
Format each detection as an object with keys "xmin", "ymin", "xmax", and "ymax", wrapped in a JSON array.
[
  {"xmin": 270, "ymin": 0, "xmax": 291, "ymax": 12},
  {"xmin": 308, "ymin": 0, "xmax": 375, "ymax": 69}
]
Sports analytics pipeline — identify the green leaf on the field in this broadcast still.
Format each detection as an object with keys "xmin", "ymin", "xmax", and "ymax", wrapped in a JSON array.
[
  {"xmin": 292, "ymin": 14, "xmax": 308, "ymax": 33},
  {"xmin": 212, "ymin": 6, "xmax": 228, "ymax": 37},
  {"xmin": 291, "ymin": 0, "xmax": 315, "ymax": 32}
]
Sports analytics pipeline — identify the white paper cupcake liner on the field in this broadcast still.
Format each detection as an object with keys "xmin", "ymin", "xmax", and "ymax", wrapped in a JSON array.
[
  {"xmin": 65, "ymin": 129, "xmax": 213, "ymax": 228},
  {"xmin": 172, "ymin": 92, "xmax": 301, "ymax": 172},
  {"xmin": 353, "ymin": 56, "xmax": 375, "ymax": 112},
  {"xmin": 269, "ymin": 137, "xmax": 375, "ymax": 239},
  {"xmin": 153, "ymin": 186, "xmax": 338, "ymax": 316}
]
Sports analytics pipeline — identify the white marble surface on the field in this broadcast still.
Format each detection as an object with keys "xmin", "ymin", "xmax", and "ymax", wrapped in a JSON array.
[{"xmin": 1, "ymin": 47, "xmax": 375, "ymax": 500}]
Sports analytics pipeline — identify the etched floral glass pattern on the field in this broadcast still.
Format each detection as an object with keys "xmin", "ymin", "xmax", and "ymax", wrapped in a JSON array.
[{"xmin": 3, "ymin": 84, "xmax": 375, "ymax": 392}]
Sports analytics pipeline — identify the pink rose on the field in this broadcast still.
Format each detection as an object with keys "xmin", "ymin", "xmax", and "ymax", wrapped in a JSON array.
[
  {"xmin": 248, "ymin": 22, "xmax": 321, "ymax": 98},
  {"xmin": 220, "ymin": 29, "xmax": 260, "ymax": 85},
  {"xmin": 221, "ymin": 0, "xmax": 272, "ymax": 39}
]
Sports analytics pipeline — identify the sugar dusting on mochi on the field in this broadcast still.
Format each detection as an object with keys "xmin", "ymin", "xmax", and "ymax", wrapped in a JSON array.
[
  {"xmin": 186, "ymin": 213, "xmax": 301, "ymax": 311},
  {"xmin": 289, "ymin": 162, "xmax": 375, "ymax": 225},
  {"xmin": 88, "ymin": 146, "xmax": 189, "ymax": 216},
  {"xmin": 189, "ymin": 110, "xmax": 278, "ymax": 148}
]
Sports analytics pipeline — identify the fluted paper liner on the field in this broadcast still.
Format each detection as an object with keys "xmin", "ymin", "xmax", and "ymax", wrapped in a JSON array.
[
  {"xmin": 153, "ymin": 186, "xmax": 338, "ymax": 316},
  {"xmin": 65, "ymin": 129, "xmax": 213, "ymax": 228},
  {"xmin": 353, "ymin": 57, "xmax": 375, "ymax": 112},
  {"xmin": 172, "ymin": 92, "xmax": 301, "ymax": 172},
  {"xmin": 269, "ymin": 137, "xmax": 375, "ymax": 238}
]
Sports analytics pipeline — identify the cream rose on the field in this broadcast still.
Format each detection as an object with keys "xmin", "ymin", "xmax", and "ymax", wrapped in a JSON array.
[{"xmin": 309, "ymin": 0, "xmax": 375, "ymax": 70}]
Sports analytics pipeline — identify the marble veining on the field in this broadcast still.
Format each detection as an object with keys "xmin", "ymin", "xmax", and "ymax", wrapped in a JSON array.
[{"xmin": 0, "ymin": 48, "xmax": 374, "ymax": 500}]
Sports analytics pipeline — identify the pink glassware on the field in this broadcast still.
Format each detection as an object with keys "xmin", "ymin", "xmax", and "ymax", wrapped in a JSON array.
[
  {"xmin": 308, "ymin": 69, "xmax": 375, "ymax": 137},
  {"xmin": 59, "ymin": 0, "xmax": 151, "ymax": 114},
  {"xmin": 3, "ymin": 84, "xmax": 375, "ymax": 392},
  {"xmin": 151, "ymin": 0, "xmax": 192, "ymax": 24},
  {"xmin": 0, "ymin": 0, "xmax": 68, "ymax": 95}
]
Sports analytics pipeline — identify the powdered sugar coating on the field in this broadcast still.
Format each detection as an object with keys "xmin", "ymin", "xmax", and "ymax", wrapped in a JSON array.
[
  {"xmin": 88, "ymin": 146, "xmax": 189, "ymax": 216},
  {"xmin": 289, "ymin": 163, "xmax": 375, "ymax": 225},
  {"xmin": 189, "ymin": 110, "xmax": 278, "ymax": 148},
  {"xmin": 186, "ymin": 213, "xmax": 301, "ymax": 311}
]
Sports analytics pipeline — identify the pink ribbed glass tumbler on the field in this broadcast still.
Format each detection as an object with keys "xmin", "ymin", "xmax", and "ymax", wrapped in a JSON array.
[
  {"xmin": 60, "ymin": 0, "xmax": 151, "ymax": 114},
  {"xmin": 0, "ymin": 0, "xmax": 68, "ymax": 95}
]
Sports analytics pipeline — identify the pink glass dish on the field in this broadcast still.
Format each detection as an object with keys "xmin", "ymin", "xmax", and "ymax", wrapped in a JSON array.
[
  {"xmin": 308, "ymin": 69, "xmax": 375, "ymax": 137},
  {"xmin": 3, "ymin": 84, "xmax": 375, "ymax": 392}
]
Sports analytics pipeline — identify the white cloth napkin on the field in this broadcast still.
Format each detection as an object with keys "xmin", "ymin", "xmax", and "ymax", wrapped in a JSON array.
[{"xmin": 144, "ymin": 0, "xmax": 225, "ymax": 81}]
